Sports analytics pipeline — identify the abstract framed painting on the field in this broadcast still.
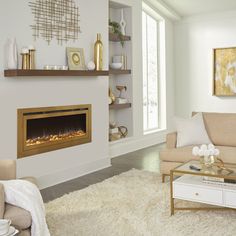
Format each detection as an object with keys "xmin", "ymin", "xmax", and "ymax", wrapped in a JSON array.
[{"xmin": 213, "ymin": 47, "xmax": 236, "ymax": 96}]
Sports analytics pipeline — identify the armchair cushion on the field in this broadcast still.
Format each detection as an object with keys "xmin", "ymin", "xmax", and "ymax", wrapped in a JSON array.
[
  {"xmin": 4, "ymin": 204, "xmax": 32, "ymax": 230},
  {"xmin": 0, "ymin": 183, "xmax": 4, "ymax": 218}
]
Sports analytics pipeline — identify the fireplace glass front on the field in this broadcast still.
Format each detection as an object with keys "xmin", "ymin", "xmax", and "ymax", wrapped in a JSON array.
[{"xmin": 17, "ymin": 105, "xmax": 91, "ymax": 158}]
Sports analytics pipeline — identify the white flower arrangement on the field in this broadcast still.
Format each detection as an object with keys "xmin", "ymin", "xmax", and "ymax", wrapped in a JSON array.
[
  {"xmin": 192, "ymin": 144, "xmax": 220, "ymax": 166},
  {"xmin": 192, "ymin": 144, "xmax": 220, "ymax": 157}
]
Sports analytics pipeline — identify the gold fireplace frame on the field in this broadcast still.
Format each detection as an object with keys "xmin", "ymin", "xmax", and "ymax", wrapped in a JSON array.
[{"xmin": 17, "ymin": 105, "xmax": 92, "ymax": 158}]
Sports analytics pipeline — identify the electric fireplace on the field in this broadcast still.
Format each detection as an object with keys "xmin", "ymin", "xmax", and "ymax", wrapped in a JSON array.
[{"xmin": 17, "ymin": 105, "xmax": 91, "ymax": 158}]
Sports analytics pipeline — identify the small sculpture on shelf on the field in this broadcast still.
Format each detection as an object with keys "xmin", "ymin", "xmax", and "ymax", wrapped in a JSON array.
[
  {"xmin": 119, "ymin": 9, "xmax": 126, "ymax": 36},
  {"xmin": 115, "ymin": 85, "xmax": 128, "ymax": 104},
  {"xmin": 109, "ymin": 122, "xmax": 128, "ymax": 142},
  {"xmin": 109, "ymin": 122, "xmax": 121, "ymax": 141}
]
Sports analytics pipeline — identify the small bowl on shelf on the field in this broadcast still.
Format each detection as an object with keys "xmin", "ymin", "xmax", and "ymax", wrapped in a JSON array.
[{"xmin": 110, "ymin": 63, "xmax": 122, "ymax": 70}]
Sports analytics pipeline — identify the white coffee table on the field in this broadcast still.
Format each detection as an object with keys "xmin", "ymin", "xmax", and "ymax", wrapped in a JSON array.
[{"xmin": 170, "ymin": 160, "xmax": 236, "ymax": 215}]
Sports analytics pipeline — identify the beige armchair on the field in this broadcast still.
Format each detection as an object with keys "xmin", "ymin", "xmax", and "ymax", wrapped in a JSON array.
[{"xmin": 0, "ymin": 160, "xmax": 37, "ymax": 236}]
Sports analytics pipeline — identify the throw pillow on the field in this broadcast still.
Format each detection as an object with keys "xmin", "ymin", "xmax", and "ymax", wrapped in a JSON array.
[{"xmin": 175, "ymin": 112, "xmax": 212, "ymax": 147}]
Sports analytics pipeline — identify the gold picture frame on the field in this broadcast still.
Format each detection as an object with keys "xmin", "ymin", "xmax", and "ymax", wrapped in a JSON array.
[
  {"xmin": 213, "ymin": 47, "xmax": 236, "ymax": 96},
  {"xmin": 67, "ymin": 47, "xmax": 85, "ymax": 70}
]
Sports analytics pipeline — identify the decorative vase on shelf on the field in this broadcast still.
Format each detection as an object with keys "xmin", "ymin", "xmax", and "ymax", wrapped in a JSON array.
[
  {"xmin": 5, "ymin": 38, "xmax": 18, "ymax": 69},
  {"xmin": 94, "ymin": 33, "xmax": 103, "ymax": 71},
  {"xmin": 120, "ymin": 9, "xmax": 126, "ymax": 36}
]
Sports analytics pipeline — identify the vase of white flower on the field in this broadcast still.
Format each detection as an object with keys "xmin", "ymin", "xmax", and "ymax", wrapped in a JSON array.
[{"xmin": 192, "ymin": 144, "xmax": 220, "ymax": 167}]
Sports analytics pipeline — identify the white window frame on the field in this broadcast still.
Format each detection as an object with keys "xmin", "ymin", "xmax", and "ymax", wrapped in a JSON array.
[{"xmin": 142, "ymin": 2, "xmax": 166, "ymax": 135}]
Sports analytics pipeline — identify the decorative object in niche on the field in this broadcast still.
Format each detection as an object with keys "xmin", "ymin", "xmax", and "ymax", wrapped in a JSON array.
[
  {"xmin": 116, "ymin": 85, "xmax": 127, "ymax": 98},
  {"xmin": 112, "ymin": 55, "xmax": 127, "ymax": 69},
  {"xmin": 119, "ymin": 9, "xmax": 126, "ymax": 36},
  {"xmin": 87, "ymin": 61, "xmax": 95, "ymax": 71},
  {"xmin": 109, "ymin": 20, "xmax": 124, "ymax": 47},
  {"xmin": 109, "ymin": 122, "xmax": 128, "ymax": 142},
  {"xmin": 110, "ymin": 62, "xmax": 122, "ymax": 70},
  {"xmin": 213, "ymin": 47, "xmax": 236, "ymax": 96},
  {"xmin": 67, "ymin": 47, "xmax": 85, "ymax": 70},
  {"xmin": 5, "ymin": 38, "xmax": 18, "ymax": 69},
  {"xmin": 29, "ymin": 0, "xmax": 80, "ymax": 45},
  {"xmin": 94, "ymin": 33, "xmax": 103, "ymax": 71},
  {"xmin": 109, "ymin": 88, "xmax": 116, "ymax": 104},
  {"xmin": 118, "ymin": 126, "xmax": 128, "ymax": 138},
  {"xmin": 115, "ymin": 85, "xmax": 128, "ymax": 104},
  {"xmin": 109, "ymin": 122, "xmax": 121, "ymax": 141}
]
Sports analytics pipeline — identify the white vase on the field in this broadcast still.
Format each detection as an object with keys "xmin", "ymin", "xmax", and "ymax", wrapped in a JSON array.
[
  {"xmin": 5, "ymin": 38, "xmax": 18, "ymax": 69},
  {"xmin": 119, "ymin": 9, "xmax": 126, "ymax": 36}
]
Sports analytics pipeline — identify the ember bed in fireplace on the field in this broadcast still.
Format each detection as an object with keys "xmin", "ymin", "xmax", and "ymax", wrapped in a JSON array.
[{"xmin": 17, "ymin": 105, "xmax": 91, "ymax": 158}]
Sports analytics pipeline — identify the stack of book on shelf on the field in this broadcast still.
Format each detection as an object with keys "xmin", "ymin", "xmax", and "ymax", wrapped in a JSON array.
[{"xmin": 203, "ymin": 176, "xmax": 236, "ymax": 187}]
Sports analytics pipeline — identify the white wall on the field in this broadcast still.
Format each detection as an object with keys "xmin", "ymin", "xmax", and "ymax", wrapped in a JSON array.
[
  {"xmin": 0, "ymin": 0, "xmax": 176, "ymax": 188},
  {"xmin": 175, "ymin": 10, "xmax": 236, "ymax": 117},
  {"xmin": 0, "ymin": 0, "xmax": 110, "ymax": 189}
]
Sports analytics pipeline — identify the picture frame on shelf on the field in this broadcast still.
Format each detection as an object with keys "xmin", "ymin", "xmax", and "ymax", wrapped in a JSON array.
[
  {"xmin": 213, "ymin": 47, "xmax": 236, "ymax": 96},
  {"xmin": 67, "ymin": 47, "xmax": 85, "ymax": 70}
]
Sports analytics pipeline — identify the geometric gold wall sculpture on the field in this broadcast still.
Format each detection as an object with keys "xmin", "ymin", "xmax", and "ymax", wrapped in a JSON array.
[{"xmin": 29, "ymin": 0, "xmax": 81, "ymax": 45}]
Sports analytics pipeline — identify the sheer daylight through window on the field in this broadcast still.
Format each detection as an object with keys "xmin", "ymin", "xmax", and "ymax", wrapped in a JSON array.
[{"xmin": 142, "ymin": 10, "xmax": 159, "ymax": 132}]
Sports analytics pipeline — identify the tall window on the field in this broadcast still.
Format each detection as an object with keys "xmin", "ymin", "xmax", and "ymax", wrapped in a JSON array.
[{"xmin": 142, "ymin": 10, "xmax": 159, "ymax": 132}]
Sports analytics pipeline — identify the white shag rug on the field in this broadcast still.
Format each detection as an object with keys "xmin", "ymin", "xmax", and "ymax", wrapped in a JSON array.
[{"xmin": 46, "ymin": 169, "xmax": 236, "ymax": 236}]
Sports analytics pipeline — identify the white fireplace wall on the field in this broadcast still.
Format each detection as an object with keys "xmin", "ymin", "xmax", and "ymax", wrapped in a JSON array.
[{"xmin": 0, "ymin": 0, "xmax": 109, "ymax": 189}]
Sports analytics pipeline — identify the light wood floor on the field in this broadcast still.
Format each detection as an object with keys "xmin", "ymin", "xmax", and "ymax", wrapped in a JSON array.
[{"xmin": 41, "ymin": 143, "xmax": 165, "ymax": 202}]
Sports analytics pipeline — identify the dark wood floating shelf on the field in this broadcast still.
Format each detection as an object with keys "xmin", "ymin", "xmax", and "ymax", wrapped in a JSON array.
[
  {"xmin": 109, "ymin": 33, "xmax": 131, "ymax": 42},
  {"xmin": 109, "ymin": 69, "xmax": 131, "ymax": 75},
  {"xmin": 4, "ymin": 69, "xmax": 109, "ymax": 77},
  {"xmin": 109, "ymin": 103, "xmax": 132, "ymax": 110}
]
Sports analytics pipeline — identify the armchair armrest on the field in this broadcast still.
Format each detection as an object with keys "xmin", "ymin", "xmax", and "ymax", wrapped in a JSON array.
[
  {"xmin": 166, "ymin": 132, "xmax": 177, "ymax": 149},
  {"xmin": 0, "ymin": 160, "xmax": 16, "ymax": 180},
  {"xmin": 0, "ymin": 183, "xmax": 5, "ymax": 219},
  {"xmin": 20, "ymin": 177, "xmax": 38, "ymax": 188}
]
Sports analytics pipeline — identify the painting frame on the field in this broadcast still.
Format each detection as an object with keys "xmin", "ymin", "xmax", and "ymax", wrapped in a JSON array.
[
  {"xmin": 67, "ymin": 47, "xmax": 85, "ymax": 70},
  {"xmin": 213, "ymin": 47, "xmax": 236, "ymax": 96}
]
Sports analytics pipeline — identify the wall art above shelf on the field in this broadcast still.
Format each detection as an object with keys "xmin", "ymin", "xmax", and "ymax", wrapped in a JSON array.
[
  {"xmin": 109, "ymin": 33, "xmax": 131, "ymax": 42},
  {"xmin": 4, "ymin": 69, "xmax": 109, "ymax": 77},
  {"xmin": 109, "ymin": 69, "xmax": 131, "ymax": 75},
  {"xmin": 109, "ymin": 103, "xmax": 132, "ymax": 110}
]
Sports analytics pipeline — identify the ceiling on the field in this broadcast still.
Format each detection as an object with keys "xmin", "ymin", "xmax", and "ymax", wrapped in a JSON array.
[{"xmin": 161, "ymin": 0, "xmax": 236, "ymax": 17}]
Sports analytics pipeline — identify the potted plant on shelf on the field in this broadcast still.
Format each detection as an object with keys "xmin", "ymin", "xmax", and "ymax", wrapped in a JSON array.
[{"xmin": 109, "ymin": 20, "xmax": 125, "ymax": 47}]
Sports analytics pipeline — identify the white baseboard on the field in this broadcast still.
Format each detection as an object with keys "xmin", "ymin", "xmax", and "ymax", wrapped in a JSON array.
[
  {"xmin": 38, "ymin": 157, "xmax": 111, "ymax": 189},
  {"xmin": 109, "ymin": 131, "xmax": 166, "ymax": 158},
  {"xmin": 38, "ymin": 132, "xmax": 166, "ymax": 189}
]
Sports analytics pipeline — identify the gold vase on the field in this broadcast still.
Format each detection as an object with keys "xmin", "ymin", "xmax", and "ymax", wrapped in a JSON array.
[{"xmin": 94, "ymin": 33, "xmax": 103, "ymax": 70}]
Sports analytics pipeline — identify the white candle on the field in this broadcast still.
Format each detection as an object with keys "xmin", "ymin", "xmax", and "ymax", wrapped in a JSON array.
[{"xmin": 22, "ymin": 47, "xmax": 29, "ymax": 54}]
